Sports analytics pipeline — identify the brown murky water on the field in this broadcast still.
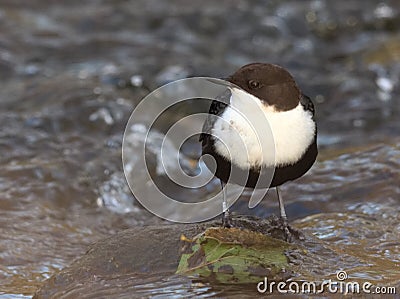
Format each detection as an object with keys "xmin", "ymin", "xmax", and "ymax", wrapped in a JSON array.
[{"xmin": 0, "ymin": 0, "xmax": 399, "ymax": 298}]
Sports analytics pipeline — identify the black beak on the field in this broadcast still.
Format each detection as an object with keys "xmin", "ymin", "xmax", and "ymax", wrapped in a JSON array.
[{"xmin": 206, "ymin": 78, "xmax": 234, "ymax": 88}]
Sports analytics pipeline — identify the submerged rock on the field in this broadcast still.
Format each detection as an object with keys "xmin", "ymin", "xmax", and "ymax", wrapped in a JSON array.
[
  {"xmin": 33, "ymin": 216, "xmax": 302, "ymax": 298},
  {"xmin": 35, "ymin": 211, "xmax": 400, "ymax": 298}
]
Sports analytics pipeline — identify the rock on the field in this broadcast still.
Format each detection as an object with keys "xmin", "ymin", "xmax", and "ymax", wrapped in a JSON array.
[
  {"xmin": 33, "ymin": 216, "xmax": 297, "ymax": 298},
  {"xmin": 34, "ymin": 212, "xmax": 400, "ymax": 297}
]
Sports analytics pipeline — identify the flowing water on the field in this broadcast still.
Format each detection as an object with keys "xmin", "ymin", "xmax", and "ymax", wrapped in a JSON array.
[{"xmin": 0, "ymin": 0, "xmax": 399, "ymax": 298}]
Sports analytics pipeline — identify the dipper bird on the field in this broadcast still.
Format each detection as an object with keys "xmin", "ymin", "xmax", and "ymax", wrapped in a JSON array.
[{"xmin": 199, "ymin": 63, "xmax": 317, "ymax": 238}]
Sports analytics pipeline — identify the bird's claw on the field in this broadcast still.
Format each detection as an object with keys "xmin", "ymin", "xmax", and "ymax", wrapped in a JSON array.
[{"xmin": 278, "ymin": 216, "xmax": 304, "ymax": 242}]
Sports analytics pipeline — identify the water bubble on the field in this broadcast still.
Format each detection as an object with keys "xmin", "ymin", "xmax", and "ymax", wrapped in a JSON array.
[
  {"xmin": 376, "ymin": 76, "xmax": 394, "ymax": 102},
  {"xmin": 78, "ymin": 69, "xmax": 89, "ymax": 80},
  {"xmin": 93, "ymin": 87, "xmax": 102, "ymax": 94},
  {"xmin": 101, "ymin": 64, "xmax": 118, "ymax": 75},
  {"xmin": 89, "ymin": 108, "xmax": 114, "ymax": 125},
  {"xmin": 130, "ymin": 75, "xmax": 144, "ymax": 87},
  {"xmin": 97, "ymin": 172, "xmax": 138, "ymax": 214},
  {"xmin": 376, "ymin": 77, "xmax": 394, "ymax": 93},
  {"xmin": 374, "ymin": 3, "xmax": 396, "ymax": 19},
  {"xmin": 24, "ymin": 64, "xmax": 41, "ymax": 75},
  {"xmin": 353, "ymin": 119, "xmax": 365, "ymax": 128}
]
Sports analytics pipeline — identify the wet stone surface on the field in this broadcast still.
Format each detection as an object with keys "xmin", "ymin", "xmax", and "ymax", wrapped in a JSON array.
[{"xmin": 27, "ymin": 215, "xmax": 370, "ymax": 298}]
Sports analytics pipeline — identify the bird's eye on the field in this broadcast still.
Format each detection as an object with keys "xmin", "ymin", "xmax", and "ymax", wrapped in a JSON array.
[{"xmin": 248, "ymin": 80, "xmax": 260, "ymax": 89}]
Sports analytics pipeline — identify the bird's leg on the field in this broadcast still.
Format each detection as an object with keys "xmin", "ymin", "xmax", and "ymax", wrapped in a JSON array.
[
  {"xmin": 220, "ymin": 180, "xmax": 231, "ymax": 227},
  {"xmin": 276, "ymin": 186, "xmax": 291, "ymax": 241},
  {"xmin": 276, "ymin": 186, "xmax": 288, "ymax": 224}
]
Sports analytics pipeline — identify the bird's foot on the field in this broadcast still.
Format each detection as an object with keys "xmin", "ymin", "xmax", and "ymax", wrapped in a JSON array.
[
  {"xmin": 221, "ymin": 211, "xmax": 232, "ymax": 228},
  {"xmin": 277, "ymin": 216, "xmax": 304, "ymax": 242}
]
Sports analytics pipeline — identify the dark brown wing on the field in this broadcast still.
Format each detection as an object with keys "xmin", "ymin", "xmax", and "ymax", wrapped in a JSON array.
[
  {"xmin": 300, "ymin": 93, "xmax": 315, "ymax": 118},
  {"xmin": 199, "ymin": 89, "xmax": 230, "ymax": 146}
]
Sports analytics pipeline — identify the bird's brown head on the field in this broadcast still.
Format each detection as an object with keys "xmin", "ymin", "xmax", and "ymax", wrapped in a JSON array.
[{"xmin": 227, "ymin": 63, "xmax": 301, "ymax": 111}]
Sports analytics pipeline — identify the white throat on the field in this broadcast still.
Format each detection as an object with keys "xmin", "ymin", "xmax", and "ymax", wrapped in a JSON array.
[{"xmin": 212, "ymin": 87, "xmax": 315, "ymax": 169}]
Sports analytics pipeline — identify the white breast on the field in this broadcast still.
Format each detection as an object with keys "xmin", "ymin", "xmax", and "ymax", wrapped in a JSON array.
[{"xmin": 212, "ymin": 87, "xmax": 315, "ymax": 169}]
